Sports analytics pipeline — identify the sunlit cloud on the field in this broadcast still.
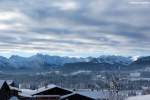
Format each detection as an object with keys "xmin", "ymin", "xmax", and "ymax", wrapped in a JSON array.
[
  {"xmin": 0, "ymin": 11, "xmax": 21, "ymax": 20},
  {"xmin": 52, "ymin": 0, "xmax": 79, "ymax": 11}
]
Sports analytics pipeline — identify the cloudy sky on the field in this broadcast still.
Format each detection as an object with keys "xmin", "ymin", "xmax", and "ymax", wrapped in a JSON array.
[{"xmin": 0, "ymin": 0, "xmax": 150, "ymax": 57}]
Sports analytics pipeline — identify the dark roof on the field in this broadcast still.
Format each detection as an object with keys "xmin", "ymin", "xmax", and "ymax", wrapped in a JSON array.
[
  {"xmin": 32, "ymin": 84, "xmax": 73, "ymax": 96},
  {"xmin": 0, "ymin": 80, "xmax": 6, "ymax": 89},
  {"xmin": 0, "ymin": 80, "xmax": 14, "ymax": 86},
  {"xmin": 61, "ymin": 93, "xmax": 95, "ymax": 100},
  {"xmin": 0, "ymin": 80, "xmax": 11, "ymax": 93}
]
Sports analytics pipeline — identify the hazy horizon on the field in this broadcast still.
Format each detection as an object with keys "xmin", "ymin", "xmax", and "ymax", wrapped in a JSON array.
[{"xmin": 0, "ymin": 53, "xmax": 141, "ymax": 60}]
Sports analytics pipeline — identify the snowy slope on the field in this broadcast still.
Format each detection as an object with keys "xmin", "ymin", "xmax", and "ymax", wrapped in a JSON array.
[
  {"xmin": 126, "ymin": 94, "xmax": 150, "ymax": 100},
  {"xmin": 91, "ymin": 55, "xmax": 133, "ymax": 65}
]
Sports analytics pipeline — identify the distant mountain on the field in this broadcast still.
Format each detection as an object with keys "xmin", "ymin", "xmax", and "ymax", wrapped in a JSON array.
[
  {"xmin": 130, "ymin": 56, "xmax": 150, "ymax": 70},
  {"xmin": 0, "ymin": 56, "xmax": 11, "ymax": 70},
  {"xmin": 0, "ymin": 54, "xmax": 136, "ymax": 71},
  {"xmin": 133, "ymin": 56, "xmax": 150, "ymax": 65},
  {"xmin": 61, "ymin": 56, "xmax": 133, "ymax": 72},
  {"xmin": 90, "ymin": 56, "xmax": 132, "ymax": 65},
  {"xmin": 8, "ymin": 54, "xmax": 89, "ymax": 70}
]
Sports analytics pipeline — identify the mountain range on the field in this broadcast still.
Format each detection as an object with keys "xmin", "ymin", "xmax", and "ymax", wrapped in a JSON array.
[{"xmin": 0, "ymin": 54, "xmax": 149, "ymax": 72}]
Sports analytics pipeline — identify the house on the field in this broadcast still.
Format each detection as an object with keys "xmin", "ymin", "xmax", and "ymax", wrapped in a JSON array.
[
  {"xmin": 19, "ymin": 84, "xmax": 73, "ymax": 100},
  {"xmin": 0, "ymin": 80, "xmax": 11, "ymax": 100},
  {"xmin": 0, "ymin": 80, "xmax": 20, "ymax": 100},
  {"xmin": 19, "ymin": 84, "xmax": 96, "ymax": 100},
  {"xmin": 61, "ymin": 93, "xmax": 95, "ymax": 100},
  {"xmin": 32, "ymin": 84, "xmax": 73, "ymax": 96}
]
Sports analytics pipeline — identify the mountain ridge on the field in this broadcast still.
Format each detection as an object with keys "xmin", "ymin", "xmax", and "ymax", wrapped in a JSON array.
[{"xmin": 0, "ymin": 54, "xmax": 147, "ymax": 71}]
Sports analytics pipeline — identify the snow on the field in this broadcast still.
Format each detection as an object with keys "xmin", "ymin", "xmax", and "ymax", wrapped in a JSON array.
[
  {"xmin": 61, "ymin": 93, "xmax": 88, "ymax": 99},
  {"xmin": 9, "ymin": 86, "xmax": 20, "ymax": 91},
  {"xmin": 131, "ymin": 56, "xmax": 139, "ymax": 61},
  {"xmin": 32, "ymin": 84, "xmax": 72, "ymax": 95},
  {"xmin": 127, "ymin": 78, "xmax": 150, "ymax": 81},
  {"xmin": 19, "ymin": 93, "xmax": 32, "ymax": 98},
  {"xmin": 77, "ymin": 89, "xmax": 110, "ymax": 99},
  {"xmin": 0, "ymin": 54, "xmax": 134, "ymax": 70},
  {"xmin": 20, "ymin": 84, "xmax": 72, "ymax": 96},
  {"xmin": 19, "ymin": 89, "xmax": 35, "ymax": 97},
  {"xmin": 144, "ymin": 67, "xmax": 150, "ymax": 71},
  {"xmin": 34, "ymin": 84, "xmax": 57, "ymax": 94},
  {"xmin": 70, "ymin": 70, "xmax": 91, "ymax": 75},
  {"xmin": 130, "ymin": 72, "xmax": 141, "ymax": 77},
  {"xmin": 95, "ymin": 55, "xmax": 133, "ymax": 65},
  {"xmin": 126, "ymin": 94, "xmax": 150, "ymax": 100},
  {"xmin": 35, "ymin": 71, "xmax": 60, "ymax": 76},
  {"xmin": 21, "ymin": 89, "xmax": 35, "ymax": 94},
  {"xmin": 61, "ymin": 93, "xmax": 77, "ymax": 99},
  {"xmin": 9, "ymin": 96, "xmax": 19, "ymax": 100}
]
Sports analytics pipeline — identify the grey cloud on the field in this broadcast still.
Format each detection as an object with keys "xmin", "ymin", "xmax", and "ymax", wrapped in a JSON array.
[{"xmin": 0, "ymin": 0, "xmax": 149, "ymax": 56}]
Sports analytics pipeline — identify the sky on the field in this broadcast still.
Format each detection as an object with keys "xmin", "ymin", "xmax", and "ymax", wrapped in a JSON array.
[{"xmin": 0, "ymin": 0, "xmax": 150, "ymax": 57}]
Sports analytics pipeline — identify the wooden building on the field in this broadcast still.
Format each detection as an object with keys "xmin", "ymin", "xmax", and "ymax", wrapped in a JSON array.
[
  {"xmin": 0, "ymin": 81, "xmax": 11, "ymax": 100},
  {"xmin": 19, "ymin": 84, "xmax": 96, "ymax": 100},
  {"xmin": 19, "ymin": 84, "xmax": 73, "ymax": 100},
  {"xmin": 32, "ymin": 84, "xmax": 72, "ymax": 96},
  {"xmin": 0, "ymin": 80, "xmax": 20, "ymax": 100}
]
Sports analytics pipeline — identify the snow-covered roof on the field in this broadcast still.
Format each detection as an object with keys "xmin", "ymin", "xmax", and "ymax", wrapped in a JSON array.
[
  {"xmin": 6, "ymin": 80, "xmax": 14, "ymax": 85},
  {"xmin": 33, "ymin": 84, "xmax": 72, "ymax": 95},
  {"xmin": 77, "ymin": 90, "xmax": 110, "ymax": 99},
  {"xmin": 19, "ymin": 89, "xmax": 35, "ymax": 97},
  {"xmin": 19, "ymin": 92, "xmax": 32, "ymax": 98},
  {"xmin": 21, "ymin": 89, "xmax": 35, "ymax": 94},
  {"xmin": 126, "ymin": 94, "xmax": 150, "ymax": 100},
  {"xmin": 20, "ymin": 84, "xmax": 73, "ymax": 96},
  {"xmin": 9, "ymin": 86, "xmax": 20, "ymax": 91},
  {"xmin": 61, "ymin": 93, "xmax": 77, "ymax": 99},
  {"xmin": 34, "ymin": 84, "xmax": 57, "ymax": 94},
  {"xmin": 0, "ymin": 80, "xmax": 14, "ymax": 89}
]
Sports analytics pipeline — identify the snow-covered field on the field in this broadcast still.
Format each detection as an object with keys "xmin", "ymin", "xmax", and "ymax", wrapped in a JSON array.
[{"xmin": 127, "ymin": 94, "xmax": 150, "ymax": 100}]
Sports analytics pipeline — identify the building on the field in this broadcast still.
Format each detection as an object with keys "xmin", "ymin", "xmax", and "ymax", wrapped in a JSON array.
[
  {"xmin": 19, "ymin": 84, "xmax": 96, "ymax": 100},
  {"xmin": 0, "ymin": 80, "xmax": 20, "ymax": 100},
  {"xmin": 19, "ymin": 84, "xmax": 73, "ymax": 100},
  {"xmin": 32, "ymin": 84, "xmax": 73, "ymax": 96}
]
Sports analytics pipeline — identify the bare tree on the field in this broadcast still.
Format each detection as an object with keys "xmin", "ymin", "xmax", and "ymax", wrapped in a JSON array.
[{"xmin": 105, "ymin": 72, "xmax": 126, "ymax": 100}]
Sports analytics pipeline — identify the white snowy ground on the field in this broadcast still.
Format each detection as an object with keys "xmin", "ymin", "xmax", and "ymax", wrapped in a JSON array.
[
  {"xmin": 9, "ymin": 96, "xmax": 19, "ymax": 100},
  {"xmin": 127, "ymin": 94, "xmax": 150, "ymax": 100}
]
